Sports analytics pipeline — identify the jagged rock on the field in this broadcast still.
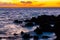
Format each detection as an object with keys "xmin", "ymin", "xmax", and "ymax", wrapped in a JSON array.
[
  {"xmin": 49, "ymin": 15, "xmax": 56, "ymax": 24},
  {"xmin": 25, "ymin": 22, "xmax": 34, "ymax": 27},
  {"xmin": 22, "ymin": 33, "xmax": 30, "ymax": 39},
  {"xmin": 13, "ymin": 20, "xmax": 19, "ymax": 24},
  {"xmin": 57, "ymin": 15, "xmax": 60, "ymax": 21},
  {"xmin": 40, "ymin": 23, "xmax": 54, "ymax": 32},
  {"xmin": 30, "ymin": 17, "xmax": 37, "ymax": 22},
  {"xmin": 14, "ymin": 33, "xmax": 18, "ymax": 36},
  {"xmin": 37, "ymin": 15, "xmax": 50, "ymax": 25},
  {"xmin": 33, "ymin": 36, "xmax": 39, "ymax": 40},
  {"xmin": 13, "ymin": 20, "xmax": 22, "ymax": 24},
  {"xmin": 21, "ymin": 31, "xmax": 25, "ymax": 35},
  {"xmin": 34, "ymin": 27, "xmax": 42, "ymax": 34}
]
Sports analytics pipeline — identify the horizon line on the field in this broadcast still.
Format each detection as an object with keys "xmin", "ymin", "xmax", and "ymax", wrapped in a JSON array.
[{"xmin": 0, "ymin": 7, "xmax": 60, "ymax": 8}]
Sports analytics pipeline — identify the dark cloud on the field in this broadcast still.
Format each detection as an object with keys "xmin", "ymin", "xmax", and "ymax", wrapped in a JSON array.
[{"xmin": 21, "ymin": 1, "xmax": 32, "ymax": 3}]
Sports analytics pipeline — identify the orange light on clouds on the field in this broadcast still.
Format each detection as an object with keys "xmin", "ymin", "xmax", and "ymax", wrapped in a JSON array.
[{"xmin": 0, "ymin": 0, "xmax": 60, "ymax": 8}]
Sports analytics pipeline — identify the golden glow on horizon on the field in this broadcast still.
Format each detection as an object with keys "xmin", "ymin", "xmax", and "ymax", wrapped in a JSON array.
[
  {"xmin": 0, "ymin": 0, "xmax": 60, "ymax": 7},
  {"xmin": 0, "ymin": 0, "xmax": 60, "ymax": 3},
  {"xmin": 0, "ymin": 0, "xmax": 20, "ymax": 3}
]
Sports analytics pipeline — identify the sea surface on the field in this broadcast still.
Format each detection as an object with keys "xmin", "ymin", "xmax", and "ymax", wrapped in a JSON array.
[{"xmin": 0, "ymin": 8, "xmax": 59, "ymax": 40}]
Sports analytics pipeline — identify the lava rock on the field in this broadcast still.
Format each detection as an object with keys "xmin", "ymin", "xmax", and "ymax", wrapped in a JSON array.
[
  {"xmin": 37, "ymin": 15, "xmax": 50, "ymax": 25},
  {"xmin": 13, "ymin": 20, "xmax": 22, "ymax": 24},
  {"xmin": 13, "ymin": 33, "xmax": 18, "ymax": 37},
  {"xmin": 33, "ymin": 36, "xmax": 39, "ymax": 40},
  {"xmin": 49, "ymin": 15, "xmax": 56, "ymax": 24},
  {"xmin": 21, "ymin": 31, "xmax": 25, "ymax": 35},
  {"xmin": 25, "ymin": 22, "xmax": 34, "ymax": 27},
  {"xmin": 57, "ymin": 15, "xmax": 60, "ymax": 21},
  {"xmin": 30, "ymin": 17, "xmax": 37, "ymax": 22},
  {"xmin": 22, "ymin": 33, "xmax": 30, "ymax": 39},
  {"xmin": 34, "ymin": 27, "xmax": 42, "ymax": 34}
]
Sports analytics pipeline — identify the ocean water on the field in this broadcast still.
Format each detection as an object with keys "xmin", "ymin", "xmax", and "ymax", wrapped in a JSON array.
[{"xmin": 0, "ymin": 8, "xmax": 59, "ymax": 40}]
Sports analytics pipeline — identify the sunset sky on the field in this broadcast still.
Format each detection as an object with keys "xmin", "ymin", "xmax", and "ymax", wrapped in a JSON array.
[{"xmin": 0, "ymin": 0, "xmax": 60, "ymax": 8}]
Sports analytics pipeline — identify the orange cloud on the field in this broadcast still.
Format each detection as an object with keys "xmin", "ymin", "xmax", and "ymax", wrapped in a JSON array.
[
  {"xmin": 0, "ymin": 3, "xmax": 17, "ymax": 8},
  {"xmin": 0, "ymin": 1, "xmax": 60, "ymax": 8}
]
